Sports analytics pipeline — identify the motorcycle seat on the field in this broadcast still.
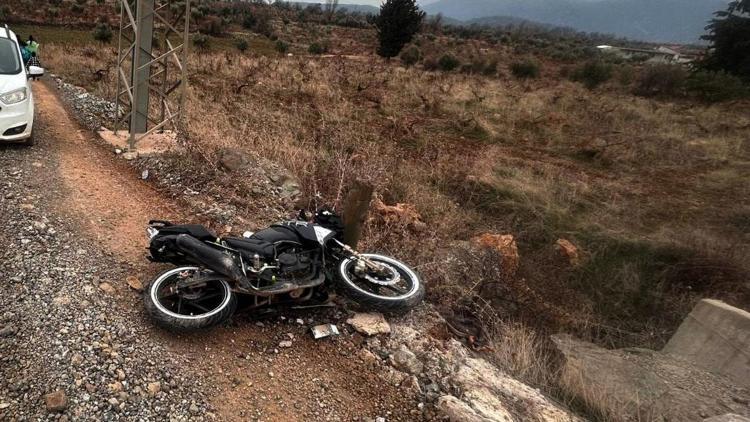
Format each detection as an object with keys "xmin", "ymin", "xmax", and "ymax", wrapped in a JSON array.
[{"xmin": 223, "ymin": 237, "xmax": 276, "ymax": 258}]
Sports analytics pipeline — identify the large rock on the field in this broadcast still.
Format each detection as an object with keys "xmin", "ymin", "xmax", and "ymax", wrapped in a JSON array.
[
  {"xmin": 555, "ymin": 238, "xmax": 580, "ymax": 267},
  {"xmin": 217, "ymin": 148, "xmax": 252, "ymax": 172},
  {"xmin": 552, "ymin": 334, "xmax": 750, "ymax": 421},
  {"xmin": 347, "ymin": 312, "xmax": 391, "ymax": 336}
]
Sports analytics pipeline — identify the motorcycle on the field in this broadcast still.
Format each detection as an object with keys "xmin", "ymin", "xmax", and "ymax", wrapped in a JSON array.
[{"xmin": 143, "ymin": 209, "xmax": 425, "ymax": 331}]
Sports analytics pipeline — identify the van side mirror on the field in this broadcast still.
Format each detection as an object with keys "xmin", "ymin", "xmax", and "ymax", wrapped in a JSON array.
[{"xmin": 28, "ymin": 66, "xmax": 44, "ymax": 78}]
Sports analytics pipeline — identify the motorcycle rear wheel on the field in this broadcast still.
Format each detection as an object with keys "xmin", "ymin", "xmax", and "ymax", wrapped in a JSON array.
[
  {"xmin": 336, "ymin": 254, "xmax": 425, "ymax": 314},
  {"xmin": 144, "ymin": 267, "xmax": 237, "ymax": 331}
]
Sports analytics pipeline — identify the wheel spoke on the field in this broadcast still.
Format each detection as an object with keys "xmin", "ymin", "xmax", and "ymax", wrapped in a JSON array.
[
  {"xmin": 186, "ymin": 301, "xmax": 211, "ymax": 313},
  {"xmin": 381, "ymin": 284, "xmax": 407, "ymax": 295}
]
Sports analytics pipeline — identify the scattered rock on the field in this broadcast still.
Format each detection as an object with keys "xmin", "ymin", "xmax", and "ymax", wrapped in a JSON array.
[
  {"xmin": 389, "ymin": 345, "xmax": 423, "ymax": 375},
  {"xmin": 126, "ymin": 276, "xmax": 143, "ymax": 291},
  {"xmin": 44, "ymin": 390, "xmax": 68, "ymax": 412},
  {"xmin": 278, "ymin": 340, "xmax": 293, "ymax": 348},
  {"xmin": 146, "ymin": 382, "xmax": 161, "ymax": 397},
  {"xmin": 347, "ymin": 313, "xmax": 391, "ymax": 336},
  {"xmin": 555, "ymin": 238, "xmax": 580, "ymax": 266},
  {"xmin": 471, "ymin": 233, "xmax": 519, "ymax": 275},
  {"xmin": 70, "ymin": 353, "xmax": 84, "ymax": 366},
  {"xmin": 122, "ymin": 151, "xmax": 138, "ymax": 161},
  {"xmin": 372, "ymin": 198, "xmax": 426, "ymax": 231},
  {"xmin": 98, "ymin": 282, "xmax": 115, "ymax": 294},
  {"xmin": 0, "ymin": 324, "xmax": 14, "ymax": 337},
  {"xmin": 217, "ymin": 148, "xmax": 251, "ymax": 172}
]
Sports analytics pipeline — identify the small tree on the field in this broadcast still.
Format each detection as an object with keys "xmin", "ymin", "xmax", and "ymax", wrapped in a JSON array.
[
  {"xmin": 92, "ymin": 23, "xmax": 113, "ymax": 43},
  {"xmin": 510, "ymin": 60, "xmax": 540, "ymax": 79},
  {"xmin": 375, "ymin": 0, "xmax": 425, "ymax": 59},
  {"xmin": 236, "ymin": 38, "xmax": 249, "ymax": 52},
  {"xmin": 400, "ymin": 45, "xmax": 421, "ymax": 66},
  {"xmin": 701, "ymin": 0, "xmax": 750, "ymax": 80}
]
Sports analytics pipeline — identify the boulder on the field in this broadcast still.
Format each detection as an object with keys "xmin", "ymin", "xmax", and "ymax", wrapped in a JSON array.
[
  {"xmin": 347, "ymin": 312, "xmax": 391, "ymax": 336},
  {"xmin": 44, "ymin": 390, "xmax": 68, "ymax": 412},
  {"xmin": 551, "ymin": 334, "xmax": 750, "ymax": 421},
  {"xmin": 471, "ymin": 234, "xmax": 519, "ymax": 275}
]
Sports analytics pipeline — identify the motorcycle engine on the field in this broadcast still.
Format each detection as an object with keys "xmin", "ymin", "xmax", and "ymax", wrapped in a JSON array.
[{"xmin": 277, "ymin": 253, "xmax": 312, "ymax": 278}]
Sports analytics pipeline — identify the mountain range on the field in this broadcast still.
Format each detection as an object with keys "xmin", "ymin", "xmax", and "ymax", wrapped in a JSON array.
[{"xmin": 422, "ymin": 0, "xmax": 729, "ymax": 43}]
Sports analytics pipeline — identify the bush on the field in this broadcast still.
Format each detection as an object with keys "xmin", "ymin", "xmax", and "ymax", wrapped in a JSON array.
[
  {"xmin": 570, "ymin": 60, "xmax": 613, "ymax": 89},
  {"xmin": 75, "ymin": 0, "xmax": 87, "ymax": 4},
  {"xmin": 634, "ymin": 64, "xmax": 687, "ymax": 97},
  {"xmin": 510, "ymin": 59, "xmax": 540, "ymax": 79},
  {"xmin": 617, "ymin": 65, "xmax": 635, "ymax": 86},
  {"xmin": 0, "ymin": 5, "xmax": 9, "ymax": 20},
  {"xmin": 686, "ymin": 70, "xmax": 749, "ymax": 103},
  {"xmin": 275, "ymin": 40, "xmax": 289, "ymax": 54},
  {"xmin": 400, "ymin": 46, "xmax": 421, "ymax": 66},
  {"xmin": 438, "ymin": 54, "xmax": 460, "ymax": 71},
  {"xmin": 92, "ymin": 23, "xmax": 113, "ymax": 43},
  {"xmin": 235, "ymin": 38, "xmax": 249, "ymax": 52},
  {"xmin": 482, "ymin": 59, "xmax": 498, "ymax": 76},
  {"xmin": 71, "ymin": 3, "xmax": 84, "ymax": 13},
  {"xmin": 192, "ymin": 33, "xmax": 210, "ymax": 50},
  {"xmin": 95, "ymin": 0, "xmax": 104, "ymax": 4},
  {"xmin": 242, "ymin": 13, "xmax": 257, "ymax": 30},
  {"xmin": 308, "ymin": 42, "xmax": 328, "ymax": 55},
  {"xmin": 48, "ymin": 0, "xmax": 62, "ymax": 5},
  {"xmin": 47, "ymin": 6, "xmax": 59, "ymax": 16}
]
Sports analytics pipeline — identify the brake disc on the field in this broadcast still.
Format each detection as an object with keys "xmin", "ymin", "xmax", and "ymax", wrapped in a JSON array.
[{"xmin": 363, "ymin": 263, "xmax": 401, "ymax": 286}]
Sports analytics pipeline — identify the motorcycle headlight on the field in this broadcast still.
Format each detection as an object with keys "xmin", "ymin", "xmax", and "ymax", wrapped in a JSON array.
[{"xmin": 0, "ymin": 88, "xmax": 27, "ymax": 105}]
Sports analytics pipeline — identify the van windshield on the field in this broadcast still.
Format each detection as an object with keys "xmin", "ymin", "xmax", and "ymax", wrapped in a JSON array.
[{"xmin": 0, "ymin": 38, "xmax": 22, "ymax": 75}]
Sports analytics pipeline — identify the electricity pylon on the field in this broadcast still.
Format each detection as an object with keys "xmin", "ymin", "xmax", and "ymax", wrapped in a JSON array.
[{"xmin": 113, "ymin": 0, "xmax": 191, "ymax": 150}]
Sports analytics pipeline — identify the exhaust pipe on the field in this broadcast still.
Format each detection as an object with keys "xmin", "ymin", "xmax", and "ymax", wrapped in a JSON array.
[{"xmin": 175, "ymin": 234, "xmax": 245, "ymax": 282}]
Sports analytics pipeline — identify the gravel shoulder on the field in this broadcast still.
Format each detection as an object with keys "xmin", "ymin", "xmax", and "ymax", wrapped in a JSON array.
[{"xmin": 0, "ymin": 79, "xmax": 422, "ymax": 421}]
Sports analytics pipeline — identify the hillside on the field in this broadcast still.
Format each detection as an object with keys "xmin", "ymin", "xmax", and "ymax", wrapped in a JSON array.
[{"xmin": 425, "ymin": 0, "xmax": 729, "ymax": 43}]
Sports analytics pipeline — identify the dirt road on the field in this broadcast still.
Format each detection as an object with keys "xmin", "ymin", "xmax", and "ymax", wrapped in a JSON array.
[{"xmin": 0, "ymin": 80, "xmax": 419, "ymax": 420}]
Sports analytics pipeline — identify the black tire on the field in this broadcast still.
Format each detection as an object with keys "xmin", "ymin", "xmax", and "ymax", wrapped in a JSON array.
[
  {"xmin": 144, "ymin": 267, "xmax": 237, "ymax": 332},
  {"xmin": 335, "ymin": 254, "xmax": 425, "ymax": 314}
]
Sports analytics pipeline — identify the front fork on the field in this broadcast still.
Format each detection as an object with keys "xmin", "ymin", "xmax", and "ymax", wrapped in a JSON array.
[{"xmin": 331, "ymin": 239, "xmax": 385, "ymax": 275}]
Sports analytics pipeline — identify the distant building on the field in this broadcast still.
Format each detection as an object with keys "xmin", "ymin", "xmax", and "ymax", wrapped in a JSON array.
[{"xmin": 596, "ymin": 44, "xmax": 697, "ymax": 64}]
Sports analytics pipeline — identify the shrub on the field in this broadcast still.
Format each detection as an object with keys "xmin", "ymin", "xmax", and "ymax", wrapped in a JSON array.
[
  {"xmin": 438, "ymin": 54, "xmax": 460, "ymax": 71},
  {"xmin": 617, "ymin": 65, "xmax": 635, "ymax": 86},
  {"xmin": 308, "ymin": 42, "xmax": 328, "ymax": 55},
  {"xmin": 47, "ymin": 6, "xmax": 59, "ymax": 16},
  {"xmin": 400, "ymin": 46, "xmax": 421, "ymax": 66},
  {"xmin": 0, "ymin": 5, "xmax": 9, "ymax": 20},
  {"xmin": 48, "ymin": 0, "xmax": 62, "ymax": 5},
  {"xmin": 275, "ymin": 40, "xmax": 289, "ymax": 54},
  {"xmin": 570, "ymin": 60, "xmax": 613, "ymax": 89},
  {"xmin": 75, "ymin": 0, "xmax": 87, "ymax": 5},
  {"xmin": 92, "ymin": 23, "xmax": 113, "ymax": 43},
  {"xmin": 634, "ymin": 64, "xmax": 687, "ymax": 97},
  {"xmin": 686, "ymin": 70, "xmax": 749, "ymax": 103},
  {"xmin": 71, "ymin": 3, "xmax": 84, "ymax": 13},
  {"xmin": 510, "ymin": 59, "xmax": 540, "ymax": 79},
  {"xmin": 192, "ymin": 33, "xmax": 210, "ymax": 50},
  {"xmin": 242, "ymin": 13, "xmax": 257, "ymax": 30},
  {"xmin": 235, "ymin": 38, "xmax": 249, "ymax": 52},
  {"xmin": 95, "ymin": 0, "xmax": 104, "ymax": 4}
]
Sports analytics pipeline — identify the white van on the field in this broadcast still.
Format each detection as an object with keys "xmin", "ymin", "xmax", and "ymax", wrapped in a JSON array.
[{"xmin": 0, "ymin": 25, "xmax": 44, "ymax": 145}]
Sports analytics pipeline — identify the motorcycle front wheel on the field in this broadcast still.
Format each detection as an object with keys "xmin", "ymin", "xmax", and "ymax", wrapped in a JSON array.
[
  {"xmin": 144, "ymin": 267, "xmax": 237, "ymax": 331},
  {"xmin": 336, "ymin": 254, "xmax": 425, "ymax": 314}
]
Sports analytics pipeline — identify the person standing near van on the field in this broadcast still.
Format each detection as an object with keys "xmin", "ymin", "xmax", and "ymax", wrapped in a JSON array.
[{"xmin": 26, "ymin": 35, "xmax": 39, "ymax": 56}]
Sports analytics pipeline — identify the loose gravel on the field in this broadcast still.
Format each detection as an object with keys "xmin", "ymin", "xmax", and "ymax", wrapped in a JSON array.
[{"xmin": 0, "ymin": 118, "xmax": 213, "ymax": 420}]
